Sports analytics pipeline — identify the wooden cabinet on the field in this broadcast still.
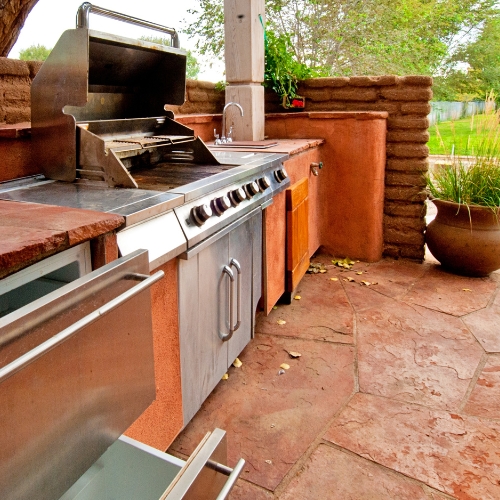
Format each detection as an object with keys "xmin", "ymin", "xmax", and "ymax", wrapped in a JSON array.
[
  {"xmin": 286, "ymin": 178, "xmax": 310, "ymax": 294},
  {"xmin": 262, "ymin": 144, "xmax": 324, "ymax": 312}
]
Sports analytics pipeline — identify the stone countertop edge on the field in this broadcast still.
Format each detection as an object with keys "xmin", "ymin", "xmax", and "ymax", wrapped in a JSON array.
[
  {"xmin": 208, "ymin": 138, "xmax": 325, "ymax": 156},
  {"xmin": 0, "ymin": 200, "xmax": 125, "ymax": 280}
]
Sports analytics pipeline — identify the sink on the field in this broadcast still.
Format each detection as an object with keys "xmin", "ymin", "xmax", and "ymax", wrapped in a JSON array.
[{"xmin": 210, "ymin": 140, "xmax": 278, "ymax": 149}]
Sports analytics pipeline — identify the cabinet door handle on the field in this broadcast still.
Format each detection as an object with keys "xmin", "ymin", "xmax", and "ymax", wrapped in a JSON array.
[
  {"xmin": 220, "ymin": 265, "xmax": 235, "ymax": 342},
  {"xmin": 230, "ymin": 258, "xmax": 242, "ymax": 333}
]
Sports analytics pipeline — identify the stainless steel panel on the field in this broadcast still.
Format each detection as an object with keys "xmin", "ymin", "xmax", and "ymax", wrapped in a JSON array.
[
  {"xmin": 0, "ymin": 249, "xmax": 160, "ymax": 500},
  {"xmin": 117, "ymin": 211, "xmax": 187, "ymax": 269},
  {"xmin": 178, "ymin": 234, "xmax": 229, "ymax": 425},
  {"xmin": 0, "ymin": 181, "xmax": 185, "ymax": 226},
  {"xmin": 179, "ymin": 207, "xmax": 262, "ymax": 260}
]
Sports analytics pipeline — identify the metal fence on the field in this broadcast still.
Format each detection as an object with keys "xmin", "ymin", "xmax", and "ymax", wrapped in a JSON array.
[{"xmin": 428, "ymin": 101, "xmax": 495, "ymax": 125}]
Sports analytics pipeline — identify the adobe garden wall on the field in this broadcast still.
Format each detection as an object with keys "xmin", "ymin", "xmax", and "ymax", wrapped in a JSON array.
[{"xmin": 0, "ymin": 57, "xmax": 431, "ymax": 260}]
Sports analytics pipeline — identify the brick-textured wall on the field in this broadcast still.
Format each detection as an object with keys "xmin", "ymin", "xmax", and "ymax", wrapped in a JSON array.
[
  {"xmin": 0, "ymin": 58, "xmax": 41, "ymax": 123},
  {"xmin": 0, "ymin": 58, "xmax": 431, "ymax": 260}
]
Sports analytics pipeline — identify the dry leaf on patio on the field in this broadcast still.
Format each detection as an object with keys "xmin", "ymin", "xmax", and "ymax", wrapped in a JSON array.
[
  {"xmin": 221, "ymin": 373, "xmax": 229, "ymax": 380},
  {"xmin": 307, "ymin": 262, "xmax": 327, "ymax": 274},
  {"xmin": 361, "ymin": 281, "xmax": 371, "ymax": 286},
  {"xmin": 273, "ymin": 306, "xmax": 278, "ymax": 310},
  {"xmin": 233, "ymin": 358, "xmax": 242, "ymax": 368},
  {"xmin": 356, "ymin": 271, "xmax": 363, "ymax": 275},
  {"xmin": 347, "ymin": 277, "xmax": 355, "ymax": 282},
  {"xmin": 277, "ymin": 319, "xmax": 286, "ymax": 325},
  {"xmin": 332, "ymin": 257, "xmax": 355, "ymax": 269},
  {"xmin": 286, "ymin": 350, "xmax": 302, "ymax": 358},
  {"xmin": 280, "ymin": 363, "xmax": 290, "ymax": 370},
  {"xmin": 265, "ymin": 460, "xmax": 272, "ymax": 465},
  {"xmin": 330, "ymin": 277, "xmax": 339, "ymax": 281},
  {"xmin": 462, "ymin": 288, "xmax": 472, "ymax": 292},
  {"xmin": 294, "ymin": 295, "xmax": 301, "ymax": 300},
  {"xmin": 319, "ymin": 269, "xmax": 327, "ymax": 273},
  {"xmin": 372, "ymin": 282, "xmax": 379, "ymax": 285}
]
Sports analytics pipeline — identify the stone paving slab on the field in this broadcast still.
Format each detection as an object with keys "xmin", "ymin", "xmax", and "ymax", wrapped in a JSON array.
[
  {"xmin": 351, "ymin": 289, "xmax": 483, "ymax": 410},
  {"xmin": 404, "ymin": 266, "xmax": 497, "ymax": 316},
  {"xmin": 279, "ymin": 443, "xmax": 436, "ymax": 500},
  {"xmin": 462, "ymin": 296, "xmax": 500, "ymax": 352},
  {"xmin": 256, "ymin": 273, "xmax": 354, "ymax": 343},
  {"xmin": 170, "ymin": 334, "xmax": 355, "ymax": 492},
  {"xmin": 324, "ymin": 393, "xmax": 500, "ymax": 500},
  {"xmin": 464, "ymin": 355, "xmax": 500, "ymax": 419}
]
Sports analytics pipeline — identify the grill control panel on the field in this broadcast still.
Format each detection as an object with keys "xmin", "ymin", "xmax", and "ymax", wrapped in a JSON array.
[{"xmin": 176, "ymin": 165, "xmax": 289, "ymax": 244}]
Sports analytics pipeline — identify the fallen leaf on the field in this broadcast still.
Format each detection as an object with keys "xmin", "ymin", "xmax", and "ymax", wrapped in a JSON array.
[
  {"xmin": 270, "ymin": 424, "xmax": 275, "ymax": 428},
  {"xmin": 361, "ymin": 281, "xmax": 371, "ymax": 286},
  {"xmin": 222, "ymin": 373, "xmax": 229, "ymax": 380},
  {"xmin": 356, "ymin": 271, "xmax": 363, "ymax": 275},
  {"xmin": 277, "ymin": 319, "xmax": 286, "ymax": 325},
  {"xmin": 347, "ymin": 277, "xmax": 355, "ymax": 282},
  {"xmin": 319, "ymin": 269, "xmax": 327, "ymax": 273},
  {"xmin": 265, "ymin": 460, "xmax": 272, "ymax": 465},
  {"xmin": 463, "ymin": 288, "xmax": 472, "ymax": 292},
  {"xmin": 330, "ymin": 277, "xmax": 339, "ymax": 281},
  {"xmin": 286, "ymin": 351, "xmax": 302, "ymax": 358},
  {"xmin": 294, "ymin": 295, "xmax": 301, "ymax": 300},
  {"xmin": 233, "ymin": 358, "xmax": 242, "ymax": 368},
  {"xmin": 273, "ymin": 306, "xmax": 278, "ymax": 310},
  {"xmin": 372, "ymin": 282, "xmax": 379, "ymax": 285},
  {"xmin": 280, "ymin": 363, "xmax": 290, "ymax": 370}
]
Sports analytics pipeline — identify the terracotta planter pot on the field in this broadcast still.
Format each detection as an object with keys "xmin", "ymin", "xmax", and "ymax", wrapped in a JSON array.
[{"xmin": 426, "ymin": 199, "xmax": 500, "ymax": 277}]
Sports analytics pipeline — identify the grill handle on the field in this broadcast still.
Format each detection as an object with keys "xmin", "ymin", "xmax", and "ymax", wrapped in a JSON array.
[{"xmin": 76, "ymin": 2, "xmax": 181, "ymax": 47}]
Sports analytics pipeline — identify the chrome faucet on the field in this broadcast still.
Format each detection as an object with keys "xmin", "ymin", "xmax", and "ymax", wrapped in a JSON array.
[{"xmin": 216, "ymin": 102, "xmax": 244, "ymax": 144}]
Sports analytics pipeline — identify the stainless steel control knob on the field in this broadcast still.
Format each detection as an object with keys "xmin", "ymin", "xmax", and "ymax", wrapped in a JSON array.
[
  {"xmin": 258, "ymin": 176, "xmax": 271, "ymax": 191},
  {"xmin": 229, "ymin": 187, "xmax": 247, "ymax": 206},
  {"xmin": 274, "ymin": 168, "xmax": 288, "ymax": 183},
  {"xmin": 191, "ymin": 203, "xmax": 213, "ymax": 226},
  {"xmin": 244, "ymin": 181, "xmax": 260, "ymax": 198},
  {"xmin": 212, "ymin": 195, "xmax": 231, "ymax": 216}
]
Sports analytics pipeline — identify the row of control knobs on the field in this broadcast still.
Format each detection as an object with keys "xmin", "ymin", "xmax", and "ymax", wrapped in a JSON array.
[{"xmin": 191, "ymin": 168, "xmax": 288, "ymax": 226}]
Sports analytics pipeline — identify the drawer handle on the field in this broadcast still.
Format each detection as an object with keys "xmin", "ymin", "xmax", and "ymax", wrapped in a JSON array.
[
  {"xmin": 0, "ymin": 270, "xmax": 164, "ymax": 383},
  {"xmin": 213, "ymin": 458, "xmax": 246, "ymax": 500},
  {"xmin": 220, "ymin": 266, "xmax": 235, "ymax": 342},
  {"xmin": 230, "ymin": 258, "xmax": 242, "ymax": 333}
]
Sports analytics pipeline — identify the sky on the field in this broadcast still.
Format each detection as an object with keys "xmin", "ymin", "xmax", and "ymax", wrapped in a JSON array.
[{"xmin": 8, "ymin": 0, "xmax": 225, "ymax": 82}]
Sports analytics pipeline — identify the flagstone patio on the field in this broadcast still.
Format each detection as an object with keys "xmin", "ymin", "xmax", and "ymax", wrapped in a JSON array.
[{"xmin": 169, "ymin": 251, "xmax": 500, "ymax": 499}]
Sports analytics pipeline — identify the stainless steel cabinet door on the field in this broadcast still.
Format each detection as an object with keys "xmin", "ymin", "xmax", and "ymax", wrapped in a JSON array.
[{"xmin": 178, "ymin": 209, "xmax": 263, "ymax": 426}]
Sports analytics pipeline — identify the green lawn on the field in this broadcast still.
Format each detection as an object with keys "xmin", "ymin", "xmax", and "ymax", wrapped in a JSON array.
[{"xmin": 428, "ymin": 114, "xmax": 499, "ymax": 156}]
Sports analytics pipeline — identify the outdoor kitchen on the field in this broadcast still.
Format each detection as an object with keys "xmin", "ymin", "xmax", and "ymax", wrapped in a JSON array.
[{"xmin": 0, "ymin": 1, "xmax": 435, "ymax": 499}]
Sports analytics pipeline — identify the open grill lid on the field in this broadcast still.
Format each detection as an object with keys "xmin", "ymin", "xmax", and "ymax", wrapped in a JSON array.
[{"xmin": 31, "ymin": 3, "xmax": 218, "ymax": 188}]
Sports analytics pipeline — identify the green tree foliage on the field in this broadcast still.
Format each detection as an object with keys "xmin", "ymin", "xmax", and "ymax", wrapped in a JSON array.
[
  {"xmin": 184, "ymin": 0, "xmax": 495, "ymax": 77},
  {"xmin": 434, "ymin": 14, "xmax": 500, "ymax": 101},
  {"xmin": 18, "ymin": 43, "xmax": 51, "ymax": 61},
  {"xmin": 139, "ymin": 36, "xmax": 200, "ymax": 79}
]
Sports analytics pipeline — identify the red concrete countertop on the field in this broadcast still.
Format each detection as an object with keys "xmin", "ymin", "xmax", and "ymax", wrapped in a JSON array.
[
  {"xmin": 0, "ymin": 200, "xmax": 124, "ymax": 279},
  {"xmin": 208, "ymin": 138, "xmax": 325, "ymax": 156}
]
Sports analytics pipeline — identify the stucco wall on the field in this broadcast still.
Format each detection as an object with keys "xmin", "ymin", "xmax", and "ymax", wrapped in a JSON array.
[{"xmin": 0, "ymin": 57, "xmax": 430, "ymax": 260}]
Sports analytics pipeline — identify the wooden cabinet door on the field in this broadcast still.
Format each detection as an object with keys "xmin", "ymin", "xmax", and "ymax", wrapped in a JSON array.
[{"xmin": 286, "ymin": 178, "xmax": 310, "ymax": 293}]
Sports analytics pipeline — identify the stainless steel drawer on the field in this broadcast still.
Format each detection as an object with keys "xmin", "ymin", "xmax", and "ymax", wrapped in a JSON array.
[
  {"xmin": 60, "ymin": 429, "xmax": 244, "ymax": 500},
  {"xmin": 0, "ymin": 249, "xmax": 164, "ymax": 500}
]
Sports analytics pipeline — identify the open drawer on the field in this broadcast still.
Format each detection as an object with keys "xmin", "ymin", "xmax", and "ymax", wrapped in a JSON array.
[
  {"xmin": 61, "ymin": 429, "xmax": 244, "ymax": 500},
  {"xmin": 0, "ymin": 249, "xmax": 163, "ymax": 500}
]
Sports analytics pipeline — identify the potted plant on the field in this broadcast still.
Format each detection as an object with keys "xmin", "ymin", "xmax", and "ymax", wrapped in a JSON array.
[
  {"xmin": 426, "ymin": 115, "xmax": 500, "ymax": 276},
  {"xmin": 263, "ymin": 31, "xmax": 313, "ymax": 110}
]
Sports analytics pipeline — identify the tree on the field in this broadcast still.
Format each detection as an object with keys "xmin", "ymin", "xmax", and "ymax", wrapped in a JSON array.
[
  {"xmin": 185, "ymin": 0, "xmax": 496, "ymax": 77},
  {"xmin": 0, "ymin": 0, "xmax": 39, "ymax": 57},
  {"xmin": 139, "ymin": 36, "xmax": 200, "ymax": 79},
  {"xmin": 19, "ymin": 44, "xmax": 51, "ymax": 61}
]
